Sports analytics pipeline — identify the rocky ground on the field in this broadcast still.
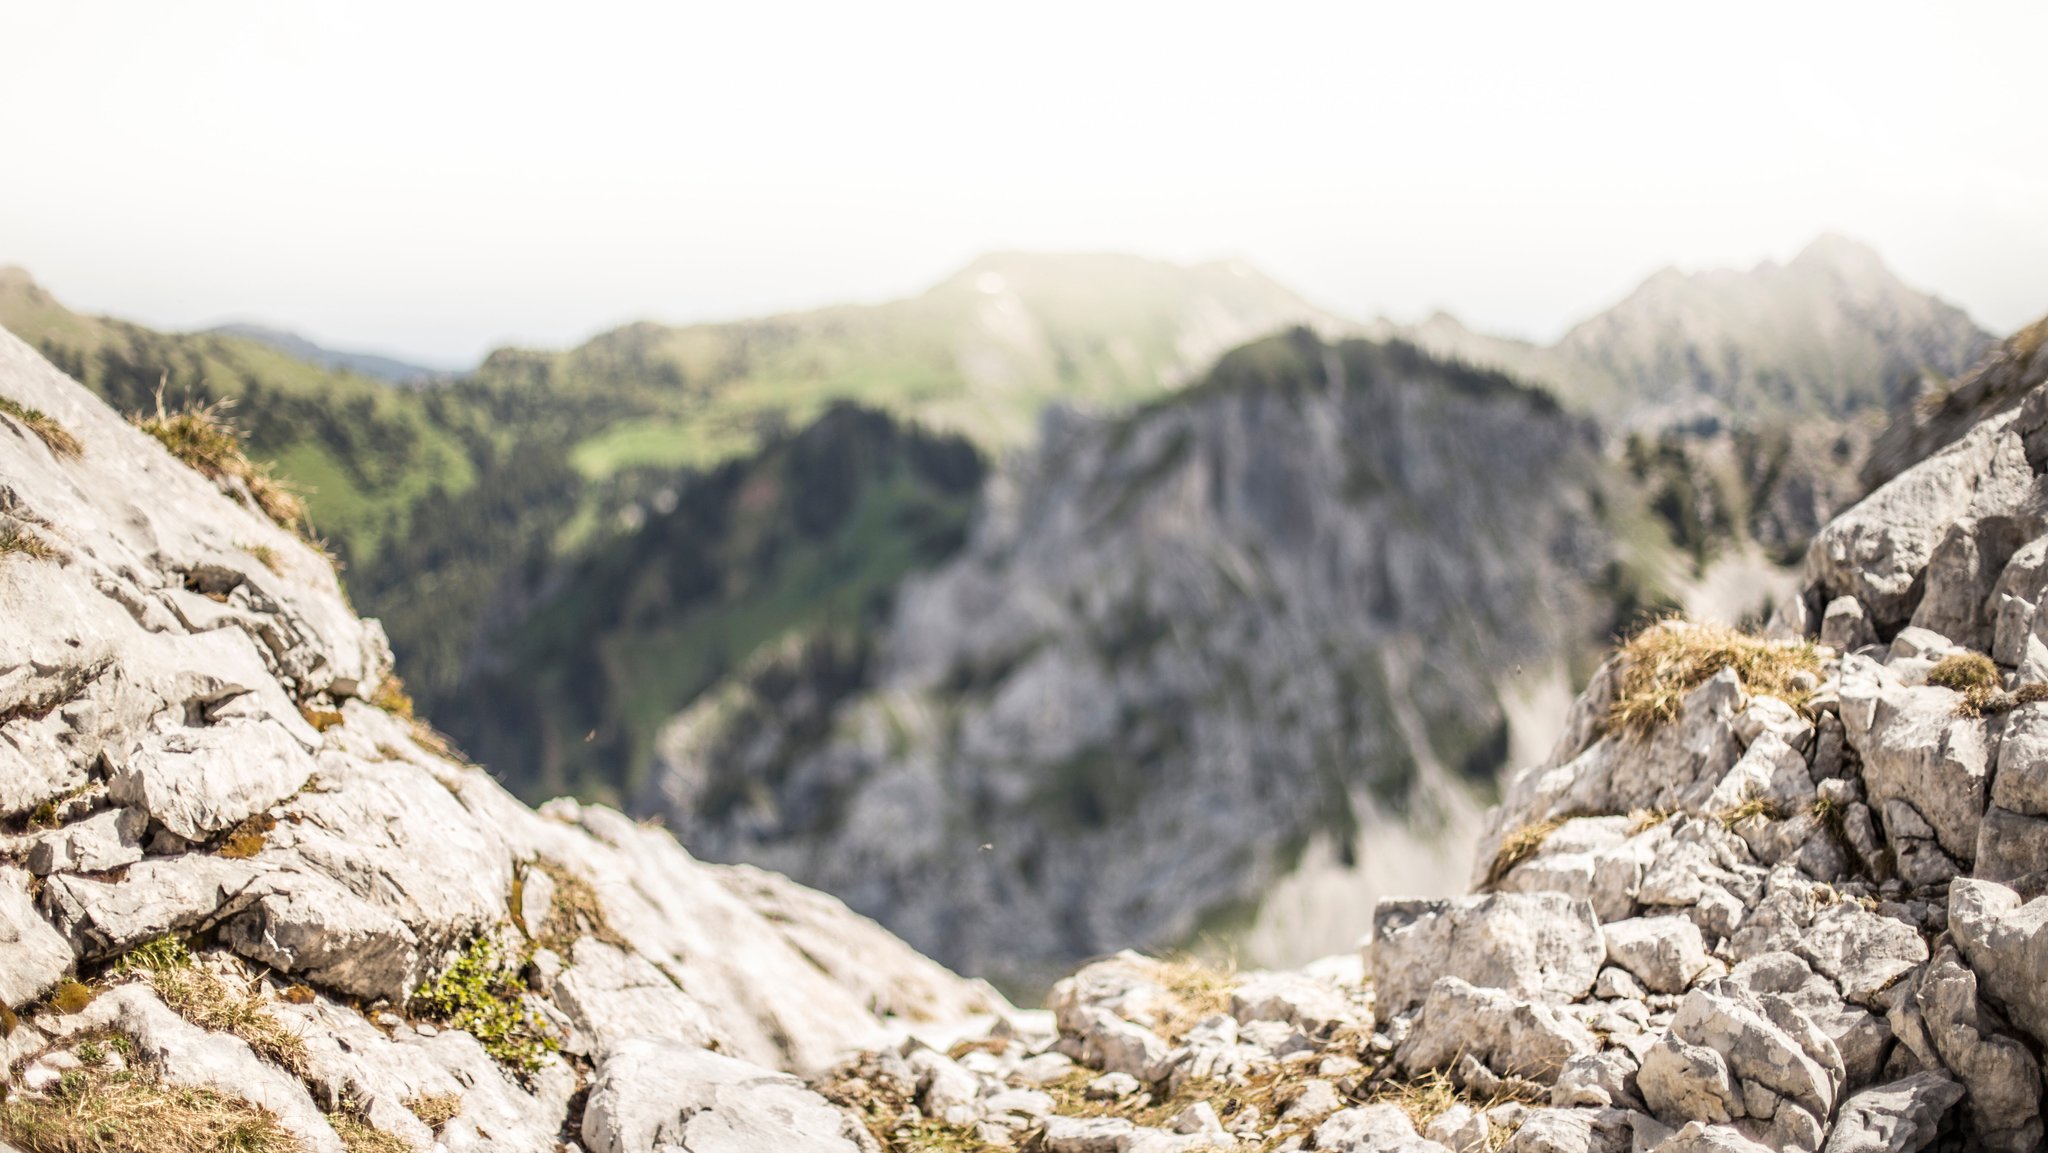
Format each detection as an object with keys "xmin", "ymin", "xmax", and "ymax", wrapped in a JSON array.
[
  {"xmin": 0, "ymin": 327, "xmax": 1003, "ymax": 1152},
  {"xmin": 809, "ymin": 324, "xmax": 2048, "ymax": 1152},
  {"xmin": 3, "ymin": 315, "xmax": 2048, "ymax": 1153}
]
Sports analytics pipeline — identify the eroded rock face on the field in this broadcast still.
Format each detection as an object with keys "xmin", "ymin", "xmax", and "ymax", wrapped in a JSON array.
[
  {"xmin": 0, "ymin": 328, "xmax": 1000, "ymax": 1150},
  {"xmin": 1371, "ymin": 892, "xmax": 1606, "ymax": 1015}
]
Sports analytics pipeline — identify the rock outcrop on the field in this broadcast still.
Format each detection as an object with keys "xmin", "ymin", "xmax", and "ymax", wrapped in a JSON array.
[
  {"xmin": 652, "ymin": 330, "xmax": 1630, "ymax": 989},
  {"xmin": 809, "ymin": 312, "xmax": 2048, "ymax": 1152},
  {"xmin": 0, "ymin": 326, "xmax": 1003, "ymax": 1149}
]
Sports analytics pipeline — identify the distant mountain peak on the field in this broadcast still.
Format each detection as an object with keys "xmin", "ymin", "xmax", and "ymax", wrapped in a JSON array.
[
  {"xmin": 1791, "ymin": 230, "xmax": 1889, "ymax": 275},
  {"xmin": 206, "ymin": 322, "xmax": 446, "ymax": 385}
]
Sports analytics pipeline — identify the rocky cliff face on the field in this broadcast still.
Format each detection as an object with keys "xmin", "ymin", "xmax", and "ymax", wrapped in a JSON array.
[
  {"xmin": 806, "ymin": 315, "xmax": 2048, "ymax": 1153},
  {"xmin": 649, "ymin": 330, "xmax": 1640, "ymax": 989},
  {"xmin": 0, "ymin": 328, "xmax": 1002, "ymax": 1150}
]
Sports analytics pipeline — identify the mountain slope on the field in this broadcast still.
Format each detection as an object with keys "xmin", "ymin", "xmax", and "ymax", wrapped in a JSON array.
[
  {"xmin": 207, "ymin": 321, "xmax": 447, "ymax": 385},
  {"xmin": 644, "ymin": 330, "xmax": 1654, "ymax": 989},
  {"xmin": 434, "ymin": 404, "xmax": 988, "ymax": 804},
  {"xmin": 0, "ymin": 268, "xmax": 474, "ymax": 562},
  {"xmin": 0, "ymin": 321, "xmax": 998, "ymax": 1153},
  {"xmin": 1537, "ymin": 233, "xmax": 1991, "ymax": 426},
  {"xmin": 818, "ymin": 321, "xmax": 2048, "ymax": 1152},
  {"xmin": 470, "ymin": 252, "xmax": 1342, "ymax": 477}
]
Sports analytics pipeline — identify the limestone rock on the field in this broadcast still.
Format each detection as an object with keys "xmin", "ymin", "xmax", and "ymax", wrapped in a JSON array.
[
  {"xmin": 1838, "ymin": 664, "xmax": 1990, "ymax": 868},
  {"xmin": 24, "ymin": 805, "xmax": 147, "ymax": 875},
  {"xmin": 1602, "ymin": 916, "xmax": 1714, "ymax": 995},
  {"xmin": 1820, "ymin": 1072, "xmax": 1964, "ymax": 1153},
  {"xmin": 1639, "ymin": 981, "xmax": 1841, "ymax": 1152},
  {"xmin": 1894, "ymin": 946, "xmax": 2043, "ymax": 1153},
  {"xmin": 1231, "ymin": 969, "xmax": 1358, "ymax": 1036},
  {"xmin": 109, "ymin": 717, "xmax": 316, "ymax": 842},
  {"xmin": 582, "ymin": 1039, "xmax": 868, "ymax": 1153},
  {"xmin": 1316, "ymin": 1103, "xmax": 1453, "ymax": 1153},
  {"xmin": 0, "ymin": 866, "xmax": 72, "ymax": 1007},
  {"xmin": 1398, "ymin": 977, "xmax": 1599, "ymax": 1084},
  {"xmin": 1947, "ymin": 878, "xmax": 2048, "ymax": 1047},
  {"xmin": 1372, "ymin": 892, "xmax": 1605, "ymax": 1016}
]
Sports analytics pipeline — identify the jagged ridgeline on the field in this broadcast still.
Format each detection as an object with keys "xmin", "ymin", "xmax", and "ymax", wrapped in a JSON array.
[{"xmin": 650, "ymin": 329, "xmax": 1649, "ymax": 989}]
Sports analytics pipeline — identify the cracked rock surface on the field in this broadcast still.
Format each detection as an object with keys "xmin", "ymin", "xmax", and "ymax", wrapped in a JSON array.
[{"xmin": 0, "ymin": 327, "xmax": 1002, "ymax": 1149}]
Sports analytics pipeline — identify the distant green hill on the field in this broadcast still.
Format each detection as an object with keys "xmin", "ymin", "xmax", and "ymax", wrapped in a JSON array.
[
  {"xmin": 468, "ymin": 252, "xmax": 1340, "ymax": 479},
  {"xmin": 0, "ymin": 267, "xmax": 474, "ymax": 563},
  {"xmin": 433, "ymin": 404, "xmax": 986, "ymax": 803},
  {"xmin": 206, "ymin": 322, "xmax": 447, "ymax": 385}
]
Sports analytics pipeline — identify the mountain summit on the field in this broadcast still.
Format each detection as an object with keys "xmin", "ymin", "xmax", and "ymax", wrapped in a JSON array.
[{"xmin": 1550, "ymin": 233, "xmax": 1992, "ymax": 424}]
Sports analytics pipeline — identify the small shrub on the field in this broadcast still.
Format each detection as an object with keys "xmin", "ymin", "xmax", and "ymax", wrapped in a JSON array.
[
  {"xmin": 0, "ymin": 1062, "xmax": 293, "ymax": 1153},
  {"xmin": 133, "ymin": 393, "xmax": 305, "ymax": 532},
  {"xmin": 114, "ymin": 935, "xmax": 193, "ymax": 974},
  {"xmin": 246, "ymin": 544, "xmax": 283, "ymax": 575},
  {"xmin": 1608, "ymin": 619, "xmax": 1821, "ymax": 737},
  {"xmin": 410, "ymin": 936, "xmax": 558, "ymax": 1074},
  {"xmin": 0, "ymin": 523, "xmax": 60, "ymax": 562},
  {"xmin": 50, "ymin": 980, "xmax": 96, "ymax": 1014},
  {"xmin": 0, "ymin": 396, "xmax": 83, "ymax": 458}
]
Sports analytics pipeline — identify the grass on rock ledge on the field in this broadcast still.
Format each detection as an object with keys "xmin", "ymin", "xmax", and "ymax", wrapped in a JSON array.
[
  {"xmin": 0, "ymin": 395, "xmax": 83, "ymax": 458},
  {"xmin": 0, "ymin": 1061, "xmax": 292, "ymax": 1153},
  {"xmin": 1607, "ymin": 618, "xmax": 1821, "ymax": 738},
  {"xmin": 1927, "ymin": 650, "xmax": 2048, "ymax": 717},
  {"xmin": 133, "ymin": 393, "xmax": 306, "ymax": 532},
  {"xmin": 113, "ymin": 936, "xmax": 310, "ymax": 1078}
]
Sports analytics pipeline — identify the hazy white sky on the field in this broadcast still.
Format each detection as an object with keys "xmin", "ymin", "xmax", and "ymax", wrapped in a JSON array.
[{"xmin": 3, "ymin": 0, "xmax": 2043, "ymax": 367}]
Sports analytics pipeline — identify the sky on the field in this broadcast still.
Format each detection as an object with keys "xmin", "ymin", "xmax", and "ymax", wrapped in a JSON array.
[{"xmin": 2, "ymin": 0, "xmax": 2044, "ymax": 369}]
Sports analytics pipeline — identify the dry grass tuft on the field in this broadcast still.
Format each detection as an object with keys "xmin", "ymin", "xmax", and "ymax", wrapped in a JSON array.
[
  {"xmin": 328, "ymin": 1113, "xmax": 412, "ymax": 1153},
  {"xmin": 1148, "ymin": 954, "xmax": 1238, "ymax": 1044},
  {"xmin": 1927, "ymin": 651, "xmax": 1998, "ymax": 695},
  {"xmin": 1485, "ymin": 816, "xmax": 1568, "ymax": 886},
  {"xmin": 1366, "ymin": 1069, "xmax": 1460, "ymax": 1131},
  {"xmin": 0, "ymin": 1062, "xmax": 293, "ymax": 1153},
  {"xmin": 1608, "ymin": 619, "xmax": 1821, "ymax": 738},
  {"xmin": 1717, "ymin": 795, "xmax": 1782, "ymax": 830},
  {"xmin": 405, "ymin": 1093, "xmax": 462, "ymax": 1130},
  {"xmin": 0, "ymin": 396, "xmax": 84, "ymax": 458},
  {"xmin": 133, "ymin": 392, "xmax": 305, "ymax": 532},
  {"xmin": 0, "ymin": 523, "xmax": 61, "ymax": 562},
  {"xmin": 368, "ymin": 676, "xmax": 416, "ymax": 719},
  {"xmin": 1925, "ymin": 651, "xmax": 2048, "ymax": 717},
  {"xmin": 299, "ymin": 706, "xmax": 345, "ymax": 733},
  {"xmin": 528, "ymin": 861, "xmax": 629, "ymax": 955},
  {"xmin": 1627, "ymin": 808, "xmax": 1673, "ymax": 836},
  {"xmin": 114, "ymin": 936, "xmax": 308, "ymax": 1077}
]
